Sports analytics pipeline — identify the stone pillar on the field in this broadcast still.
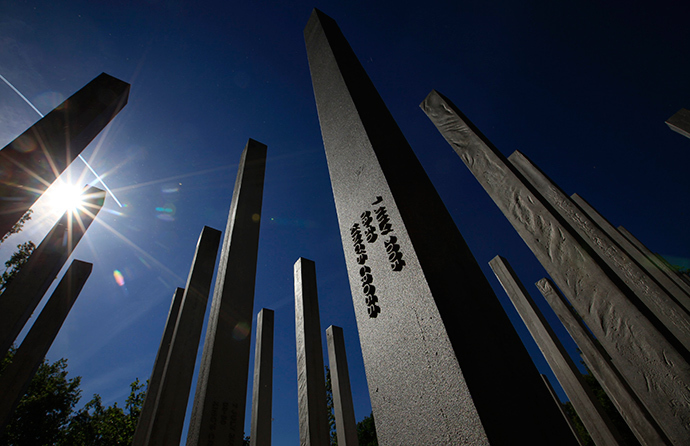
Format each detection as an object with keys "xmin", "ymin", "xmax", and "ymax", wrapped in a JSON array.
[
  {"xmin": 250, "ymin": 308, "xmax": 274, "ymax": 446},
  {"xmin": 0, "ymin": 259, "xmax": 92, "ymax": 428},
  {"xmin": 540, "ymin": 375, "xmax": 585, "ymax": 446},
  {"xmin": 422, "ymin": 89, "xmax": 690, "ymax": 443},
  {"xmin": 306, "ymin": 10, "xmax": 575, "ymax": 445},
  {"xmin": 145, "ymin": 226, "xmax": 221, "ymax": 446},
  {"xmin": 186, "ymin": 140, "xmax": 267, "ymax": 446},
  {"xmin": 536, "ymin": 278, "xmax": 671, "ymax": 445},
  {"xmin": 666, "ymin": 108, "xmax": 690, "ymax": 139},
  {"xmin": 294, "ymin": 258, "xmax": 330, "ymax": 446},
  {"xmin": 489, "ymin": 256, "xmax": 625, "ymax": 445},
  {"xmin": 507, "ymin": 150, "xmax": 690, "ymax": 350},
  {"xmin": 0, "ymin": 73, "xmax": 129, "ymax": 237},
  {"xmin": 132, "ymin": 287, "xmax": 185, "ymax": 446},
  {"xmin": 326, "ymin": 326, "xmax": 358, "ymax": 446},
  {"xmin": 570, "ymin": 193, "xmax": 690, "ymax": 313},
  {"xmin": 0, "ymin": 186, "xmax": 105, "ymax": 356},
  {"xmin": 617, "ymin": 225, "xmax": 690, "ymax": 300}
]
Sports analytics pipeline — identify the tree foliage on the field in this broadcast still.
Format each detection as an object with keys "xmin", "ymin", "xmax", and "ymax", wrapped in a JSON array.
[
  {"xmin": 1, "ymin": 347, "xmax": 145, "ymax": 446},
  {"xmin": 0, "ymin": 210, "xmax": 33, "ymax": 245},
  {"xmin": 1, "ymin": 346, "xmax": 81, "ymax": 446},
  {"xmin": 0, "ymin": 210, "xmax": 35, "ymax": 294}
]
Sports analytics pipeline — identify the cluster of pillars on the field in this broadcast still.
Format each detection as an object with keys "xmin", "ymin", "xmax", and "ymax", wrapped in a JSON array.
[
  {"xmin": 423, "ymin": 91, "xmax": 690, "ymax": 444},
  {"xmin": 0, "ymin": 73, "xmax": 129, "ymax": 430}
]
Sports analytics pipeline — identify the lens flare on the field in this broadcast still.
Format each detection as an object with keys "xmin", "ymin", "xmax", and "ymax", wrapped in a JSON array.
[
  {"xmin": 113, "ymin": 270, "xmax": 125, "ymax": 287},
  {"xmin": 232, "ymin": 321, "xmax": 250, "ymax": 340},
  {"xmin": 49, "ymin": 182, "xmax": 86, "ymax": 213}
]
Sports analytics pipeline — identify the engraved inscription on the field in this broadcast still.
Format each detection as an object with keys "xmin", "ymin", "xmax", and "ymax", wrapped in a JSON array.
[{"xmin": 349, "ymin": 196, "xmax": 406, "ymax": 318}]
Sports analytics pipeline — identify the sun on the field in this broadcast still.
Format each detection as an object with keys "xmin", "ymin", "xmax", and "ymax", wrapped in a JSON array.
[{"xmin": 50, "ymin": 181, "xmax": 87, "ymax": 214}]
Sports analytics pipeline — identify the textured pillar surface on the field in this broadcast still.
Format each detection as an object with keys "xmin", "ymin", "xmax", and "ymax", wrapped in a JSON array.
[
  {"xmin": 489, "ymin": 256, "xmax": 625, "ymax": 446},
  {"xmin": 422, "ymin": 89, "xmax": 690, "ymax": 443},
  {"xmin": 571, "ymin": 193, "xmax": 690, "ymax": 313},
  {"xmin": 508, "ymin": 150, "xmax": 690, "ymax": 350},
  {"xmin": 536, "ymin": 278, "xmax": 671, "ymax": 445},
  {"xmin": 146, "ymin": 226, "xmax": 221, "ymax": 446},
  {"xmin": 132, "ymin": 287, "xmax": 185, "ymax": 446},
  {"xmin": 294, "ymin": 258, "xmax": 330, "ymax": 446},
  {"xmin": 617, "ymin": 225, "xmax": 690, "ymax": 300},
  {"xmin": 250, "ymin": 308, "xmax": 274, "ymax": 446},
  {"xmin": 0, "ymin": 187, "xmax": 105, "ymax": 356},
  {"xmin": 326, "ymin": 326, "xmax": 358, "ymax": 446},
  {"xmin": 0, "ymin": 260, "xmax": 91, "ymax": 428},
  {"xmin": 0, "ymin": 73, "xmax": 129, "ymax": 237},
  {"xmin": 306, "ymin": 10, "xmax": 575, "ymax": 445},
  {"xmin": 666, "ymin": 108, "xmax": 690, "ymax": 139},
  {"xmin": 186, "ymin": 140, "xmax": 266, "ymax": 446}
]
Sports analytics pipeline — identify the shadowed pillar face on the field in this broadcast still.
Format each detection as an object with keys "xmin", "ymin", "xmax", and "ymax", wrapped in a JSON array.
[
  {"xmin": 305, "ymin": 9, "xmax": 576, "ymax": 445},
  {"xmin": 0, "ymin": 73, "xmax": 130, "ymax": 238}
]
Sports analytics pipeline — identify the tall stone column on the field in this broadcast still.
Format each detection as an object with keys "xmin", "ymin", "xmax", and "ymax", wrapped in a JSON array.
[
  {"xmin": 507, "ymin": 150, "xmax": 690, "ymax": 350},
  {"xmin": 489, "ymin": 256, "xmax": 625, "ymax": 446},
  {"xmin": 0, "ymin": 186, "xmax": 105, "ymax": 356},
  {"xmin": 666, "ymin": 108, "xmax": 690, "ymax": 139},
  {"xmin": 570, "ymin": 193, "xmax": 690, "ymax": 313},
  {"xmin": 536, "ymin": 278, "xmax": 671, "ymax": 445},
  {"xmin": 0, "ymin": 73, "xmax": 129, "ymax": 237},
  {"xmin": 422, "ymin": 89, "xmax": 690, "ymax": 443},
  {"xmin": 250, "ymin": 308, "xmax": 274, "ymax": 446},
  {"xmin": 540, "ymin": 375, "xmax": 585, "ymax": 446},
  {"xmin": 617, "ymin": 225, "xmax": 690, "ymax": 299},
  {"xmin": 186, "ymin": 140, "xmax": 267, "ymax": 446},
  {"xmin": 325, "ymin": 326, "xmax": 358, "ymax": 446},
  {"xmin": 0, "ymin": 259, "xmax": 91, "ymax": 428},
  {"xmin": 145, "ymin": 226, "xmax": 221, "ymax": 446},
  {"xmin": 306, "ymin": 10, "xmax": 575, "ymax": 445},
  {"xmin": 294, "ymin": 258, "xmax": 330, "ymax": 446},
  {"xmin": 132, "ymin": 287, "xmax": 185, "ymax": 446}
]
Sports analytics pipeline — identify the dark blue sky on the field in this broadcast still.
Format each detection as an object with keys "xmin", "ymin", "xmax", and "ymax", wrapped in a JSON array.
[{"xmin": 1, "ymin": 1, "xmax": 689, "ymax": 444}]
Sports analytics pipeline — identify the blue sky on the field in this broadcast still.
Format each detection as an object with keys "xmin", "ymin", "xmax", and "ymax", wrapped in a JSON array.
[{"xmin": 1, "ymin": 1, "xmax": 689, "ymax": 444}]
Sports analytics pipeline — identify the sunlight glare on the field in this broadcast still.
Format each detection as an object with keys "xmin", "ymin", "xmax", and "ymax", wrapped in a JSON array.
[{"xmin": 51, "ymin": 182, "xmax": 86, "ymax": 214}]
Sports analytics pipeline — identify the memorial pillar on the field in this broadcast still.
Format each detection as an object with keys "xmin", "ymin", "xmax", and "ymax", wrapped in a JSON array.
[
  {"xmin": 326, "ymin": 326, "xmax": 358, "ymax": 446},
  {"xmin": 666, "ymin": 108, "xmax": 690, "ymax": 139},
  {"xmin": 0, "ymin": 186, "xmax": 105, "ymax": 356},
  {"xmin": 145, "ymin": 226, "xmax": 221, "ymax": 446},
  {"xmin": 0, "ymin": 73, "xmax": 129, "ymax": 237},
  {"xmin": 540, "ymin": 375, "xmax": 585, "ymax": 446},
  {"xmin": 507, "ymin": 150, "xmax": 690, "ymax": 349},
  {"xmin": 249, "ymin": 308, "xmax": 274, "ymax": 446},
  {"xmin": 186, "ymin": 140, "xmax": 267, "ymax": 446},
  {"xmin": 294, "ymin": 258, "xmax": 330, "ymax": 446},
  {"xmin": 536, "ymin": 278, "xmax": 671, "ymax": 445},
  {"xmin": 0, "ymin": 259, "xmax": 91, "ymax": 429},
  {"xmin": 570, "ymin": 193, "xmax": 690, "ymax": 312},
  {"xmin": 422, "ymin": 89, "xmax": 690, "ymax": 443},
  {"xmin": 132, "ymin": 287, "xmax": 185, "ymax": 446},
  {"xmin": 489, "ymin": 256, "xmax": 625, "ymax": 446},
  {"xmin": 306, "ymin": 10, "xmax": 576, "ymax": 445}
]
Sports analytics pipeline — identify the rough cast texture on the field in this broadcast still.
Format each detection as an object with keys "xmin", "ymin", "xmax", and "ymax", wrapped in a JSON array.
[
  {"xmin": 0, "ymin": 260, "xmax": 92, "ymax": 428},
  {"xmin": 146, "ymin": 226, "xmax": 221, "ymax": 446},
  {"xmin": 570, "ymin": 193, "xmax": 690, "ymax": 314},
  {"xmin": 508, "ymin": 150, "xmax": 690, "ymax": 352},
  {"xmin": 294, "ymin": 258, "xmax": 330, "ymax": 446},
  {"xmin": 489, "ymin": 256, "xmax": 624, "ymax": 446},
  {"xmin": 0, "ymin": 187, "xmax": 105, "ymax": 356},
  {"xmin": 0, "ymin": 73, "xmax": 129, "ymax": 237},
  {"xmin": 421, "ymin": 89, "xmax": 690, "ymax": 444},
  {"xmin": 665, "ymin": 108, "xmax": 690, "ymax": 139},
  {"xmin": 536, "ymin": 278, "xmax": 671, "ymax": 445},
  {"xmin": 326, "ymin": 326, "xmax": 358, "ymax": 446},
  {"xmin": 617, "ymin": 225, "xmax": 690, "ymax": 301},
  {"xmin": 250, "ymin": 309, "xmax": 274, "ymax": 446},
  {"xmin": 186, "ymin": 140, "xmax": 266, "ymax": 446},
  {"xmin": 132, "ymin": 288, "xmax": 185, "ymax": 446},
  {"xmin": 305, "ymin": 9, "xmax": 576, "ymax": 445}
]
